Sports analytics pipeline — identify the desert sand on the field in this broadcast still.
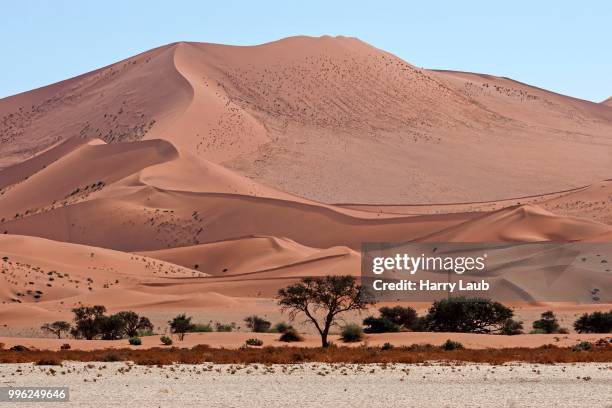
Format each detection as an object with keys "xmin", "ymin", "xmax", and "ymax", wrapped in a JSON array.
[
  {"xmin": 1, "ymin": 362, "xmax": 610, "ymax": 407},
  {"xmin": 0, "ymin": 35, "xmax": 610, "ymax": 348}
]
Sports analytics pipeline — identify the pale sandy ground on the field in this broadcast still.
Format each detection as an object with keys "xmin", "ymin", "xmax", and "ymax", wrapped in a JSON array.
[{"xmin": 0, "ymin": 362, "xmax": 610, "ymax": 407}]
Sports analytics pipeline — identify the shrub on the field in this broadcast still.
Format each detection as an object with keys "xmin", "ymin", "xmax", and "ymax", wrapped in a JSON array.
[
  {"xmin": 10, "ymin": 345, "xmax": 29, "ymax": 352},
  {"xmin": 160, "ymin": 336, "xmax": 173, "ymax": 346},
  {"xmin": 532, "ymin": 311, "xmax": 560, "ymax": 334},
  {"xmin": 36, "ymin": 358, "xmax": 61, "ymax": 366},
  {"xmin": 101, "ymin": 352, "xmax": 122, "ymax": 362},
  {"xmin": 169, "ymin": 314, "xmax": 195, "ymax": 341},
  {"xmin": 500, "ymin": 318, "xmax": 524, "ymax": 335},
  {"xmin": 246, "ymin": 338, "xmax": 263, "ymax": 346},
  {"xmin": 279, "ymin": 328, "xmax": 303, "ymax": 342},
  {"xmin": 60, "ymin": 343, "xmax": 71, "ymax": 350},
  {"xmin": 574, "ymin": 311, "xmax": 612, "ymax": 333},
  {"xmin": 188, "ymin": 323, "xmax": 213, "ymax": 333},
  {"xmin": 379, "ymin": 306, "xmax": 418, "ymax": 330},
  {"xmin": 215, "ymin": 322, "xmax": 235, "ymax": 332},
  {"xmin": 340, "ymin": 323, "xmax": 363, "ymax": 343},
  {"xmin": 557, "ymin": 327, "xmax": 570, "ymax": 334},
  {"xmin": 529, "ymin": 329, "xmax": 547, "ymax": 334},
  {"xmin": 363, "ymin": 316, "xmax": 400, "ymax": 333},
  {"xmin": 441, "ymin": 339, "xmax": 464, "ymax": 351},
  {"xmin": 244, "ymin": 316, "xmax": 271, "ymax": 333},
  {"xmin": 572, "ymin": 341, "xmax": 593, "ymax": 352},
  {"xmin": 273, "ymin": 321, "xmax": 293, "ymax": 333},
  {"xmin": 381, "ymin": 342, "xmax": 394, "ymax": 350},
  {"xmin": 129, "ymin": 337, "xmax": 142, "ymax": 346},
  {"xmin": 424, "ymin": 297, "xmax": 513, "ymax": 333},
  {"xmin": 405, "ymin": 343, "xmax": 436, "ymax": 352}
]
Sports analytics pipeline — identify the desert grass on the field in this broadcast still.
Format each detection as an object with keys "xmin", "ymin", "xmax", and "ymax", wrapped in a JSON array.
[{"xmin": 0, "ymin": 342, "xmax": 611, "ymax": 366}]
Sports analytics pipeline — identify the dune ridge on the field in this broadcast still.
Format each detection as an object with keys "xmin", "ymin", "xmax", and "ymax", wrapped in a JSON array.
[{"xmin": 2, "ymin": 36, "xmax": 612, "ymax": 203}]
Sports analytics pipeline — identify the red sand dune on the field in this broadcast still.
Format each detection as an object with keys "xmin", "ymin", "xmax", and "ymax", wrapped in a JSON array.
[
  {"xmin": 0, "ymin": 36, "xmax": 611, "ymax": 344},
  {"xmin": 2, "ymin": 36, "xmax": 612, "ymax": 203}
]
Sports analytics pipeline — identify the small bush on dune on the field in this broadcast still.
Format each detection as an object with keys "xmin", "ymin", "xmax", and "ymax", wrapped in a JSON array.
[
  {"xmin": 363, "ymin": 316, "xmax": 400, "ymax": 333},
  {"xmin": 246, "ymin": 338, "xmax": 264, "ymax": 347},
  {"xmin": 188, "ymin": 323, "xmax": 213, "ymax": 333},
  {"xmin": 441, "ymin": 339, "xmax": 464, "ymax": 351},
  {"xmin": 60, "ymin": 343, "xmax": 71, "ymax": 350},
  {"xmin": 129, "ymin": 337, "xmax": 142, "ymax": 346},
  {"xmin": 214, "ymin": 322, "xmax": 235, "ymax": 332},
  {"xmin": 279, "ymin": 328, "xmax": 303, "ymax": 342},
  {"xmin": 500, "ymin": 318, "xmax": 524, "ymax": 335},
  {"xmin": 340, "ymin": 324, "xmax": 363, "ymax": 343},
  {"xmin": 532, "ymin": 311, "xmax": 560, "ymax": 334},
  {"xmin": 160, "ymin": 336, "xmax": 173, "ymax": 346},
  {"xmin": 10, "ymin": 345, "xmax": 29, "ymax": 352},
  {"xmin": 572, "ymin": 341, "xmax": 593, "ymax": 352},
  {"xmin": 273, "ymin": 321, "xmax": 293, "ymax": 333},
  {"xmin": 381, "ymin": 342, "xmax": 394, "ymax": 350},
  {"xmin": 244, "ymin": 316, "xmax": 271, "ymax": 333}
]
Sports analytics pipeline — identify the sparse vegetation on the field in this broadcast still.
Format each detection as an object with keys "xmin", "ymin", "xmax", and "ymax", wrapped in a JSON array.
[
  {"xmin": 532, "ymin": 311, "xmax": 561, "ymax": 334},
  {"xmin": 423, "ymin": 297, "xmax": 514, "ymax": 334},
  {"xmin": 441, "ymin": 339, "xmax": 464, "ymax": 351},
  {"xmin": 0, "ymin": 344, "xmax": 610, "ymax": 365},
  {"xmin": 160, "ymin": 336, "xmax": 173, "ymax": 346},
  {"xmin": 574, "ymin": 311, "xmax": 612, "ymax": 333},
  {"xmin": 572, "ymin": 341, "xmax": 593, "ymax": 352},
  {"xmin": 169, "ymin": 314, "xmax": 195, "ymax": 341},
  {"xmin": 244, "ymin": 316, "xmax": 271, "ymax": 333},
  {"xmin": 245, "ymin": 338, "xmax": 264, "ymax": 347},
  {"xmin": 277, "ymin": 275, "xmax": 372, "ymax": 347},
  {"xmin": 341, "ymin": 323, "xmax": 364, "ymax": 343},
  {"xmin": 129, "ymin": 337, "xmax": 142, "ymax": 346},
  {"xmin": 188, "ymin": 323, "xmax": 213, "ymax": 333},
  {"xmin": 500, "ymin": 318, "xmax": 524, "ymax": 335},
  {"xmin": 41, "ymin": 321, "xmax": 71, "ymax": 339},
  {"xmin": 279, "ymin": 328, "xmax": 303, "ymax": 342}
]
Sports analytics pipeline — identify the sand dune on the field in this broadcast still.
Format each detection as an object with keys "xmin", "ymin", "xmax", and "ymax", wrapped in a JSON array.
[
  {"xmin": 2, "ymin": 36, "xmax": 612, "ymax": 203},
  {"xmin": 602, "ymin": 96, "xmax": 612, "ymax": 106},
  {"xmin": 0, "ymin": 36, "xmax": 611, "ymax": 345},
  {"xmin": 418, "ymin": 204, "xmax": 612, "ymax": 242}
]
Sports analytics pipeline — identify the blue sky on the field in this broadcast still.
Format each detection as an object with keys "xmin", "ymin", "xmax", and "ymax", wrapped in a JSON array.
[{"xmin": 2, "ymin": 1, "xmax": 610, "ymax": 102}]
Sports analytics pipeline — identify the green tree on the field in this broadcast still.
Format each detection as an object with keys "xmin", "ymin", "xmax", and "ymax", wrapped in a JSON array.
[
  {"xmin": 424, "ymin": 297, "xmax": 513, "ymax": 333},
  {"xmin": 168, "ymin": 313, "xmax": 194, "ymax": 341},
  {"xmin": 71, "ymin": 305, "xmax": 106, "ymax": 340},
  {"xmin": 41, "ymin": 321, "xmax": 71, "ymax": 339},
  {"xmin": 277, "ymin": 275, "xmax": 372, "ymax": 347},
  {"xmin": 532, "ymin": 311, "xmax": 560, "ymax": 334}
]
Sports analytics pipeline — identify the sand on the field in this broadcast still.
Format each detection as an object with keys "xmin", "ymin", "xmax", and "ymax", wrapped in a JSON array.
[
  {"xmin": 1, "ymin": 362, "xmax": 610, "ymax": 407},
  {"xmin": 2, "ymin": 36, "xmax": 612, "ymax": 203},
  {"xmin": 0, "ymin": 35, "xmax": 611, "ymax": 348}
]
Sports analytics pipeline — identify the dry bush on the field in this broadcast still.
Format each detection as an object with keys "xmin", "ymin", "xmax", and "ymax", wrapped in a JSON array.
[{"xmin": 0, "ymin": 341, "xmax": 610, "ymax": 365}]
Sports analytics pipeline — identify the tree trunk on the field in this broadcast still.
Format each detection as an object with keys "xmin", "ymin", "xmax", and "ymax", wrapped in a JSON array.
[{"xmin": 321, "ymin": 332, "xmax": 328, "ymax": 348}]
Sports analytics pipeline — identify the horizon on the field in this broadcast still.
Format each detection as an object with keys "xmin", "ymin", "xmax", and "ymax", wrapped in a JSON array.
[{"xmin": 1, "ymin": 1, "xmax": 611, "ymax": 103}]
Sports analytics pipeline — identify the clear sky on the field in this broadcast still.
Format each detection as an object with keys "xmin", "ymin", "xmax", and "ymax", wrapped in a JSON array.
[{"xmin": 2, "ymin": 1, "xmax": 610, "ymax": 102}]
